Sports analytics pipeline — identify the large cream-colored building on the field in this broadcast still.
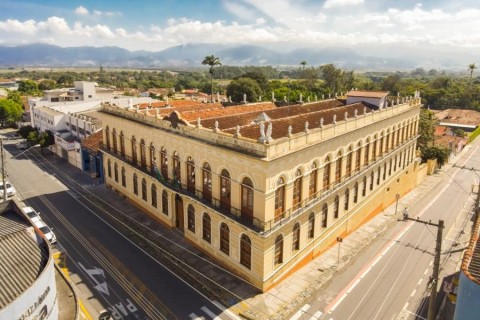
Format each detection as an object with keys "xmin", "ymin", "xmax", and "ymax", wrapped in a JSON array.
[{"xmin": 100, "ymin": 91, "xmax": 421, "ymax": 291}]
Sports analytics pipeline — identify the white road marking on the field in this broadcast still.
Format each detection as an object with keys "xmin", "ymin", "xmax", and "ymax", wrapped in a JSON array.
[
  {"xmin": 212, "ymin": 301, "xmax": 242, "ymax": 320},
  {"xmin": 403, "ymin": 302, "xmax": 409, "ymax": 310},
  {"xmin": 371, "ymin": 255, "xmax": 382, "ymax": 267},
  {"xmin": 201, "ymin": 306, "xmax": 221, "ymax": 320},
  {"xmin": 424, "ymin": 269, "xmax": 429, "ymax": 275},
  {"xmin": 290, "ymin": 304, "xmax": 311, "ymax": 320},
  {"xmin": 411, "ymin": 289, "xmax": 416, "ymax": 297},
  {"xmin": 347, "ymin": 279, "xmax": 361, "ymax": 294},
  {"xmin": 310, "ymin": 311, "xmax": 323, "ymax": 319},
  {"xmin": 330, "ymin": 294, "xmax": 347, "ymax": 312},
  {"xmin": 189, "ymin": 313, "xmax": 203, "ymax": 319},
  {"xmin": 418, "ymin": 279, "xmax": 423, "ymax": 285}
]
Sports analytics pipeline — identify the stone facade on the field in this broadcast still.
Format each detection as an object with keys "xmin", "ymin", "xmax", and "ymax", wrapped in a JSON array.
[{"xmin": 99, "ymin": 95, "xmax": 421, "ymax": 291}]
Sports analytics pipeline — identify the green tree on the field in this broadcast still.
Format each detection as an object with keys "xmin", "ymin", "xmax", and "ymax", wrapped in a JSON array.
[
  {"xmin": 226, "ymin": 77, "xmax": 262, "ymax": 102},
  {"xmin": 417, "ymin": 108, "xmax": 437, "ymax": 150},
  {"xmin": 0, "ymin": 99, "xmax": 23, "ymax": 127},
  {"xmin": 300, "ymin": 61, "xmax": 307, "ymax": 70},
  {"xmin": 320, "ymin": 64, "xmax": 342, "ymax": 93},
  {"xmin": 421, "ymin": 145, "xmax": 450, "ymax": 167},
  {"xmin": 38, "ymin": 79, "xmax": 56, "ymax": 90},
  {"xmin": 17, "ymin": 80, "xmax": 41, "ymax": 95},
  {"xmin": 469, "ymin": 63, "xmax": 477, "ymax": 105},
  {"xmin": 202, "ymin": 55, "xmax": 222, "ymax": 103},
  {"xmin": 7, "ymin": 90, "xmax": 23, "ymax": 106}
]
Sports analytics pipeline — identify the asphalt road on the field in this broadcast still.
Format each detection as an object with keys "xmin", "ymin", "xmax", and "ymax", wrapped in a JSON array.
[
  {"xmin": 294, "ymin": 142, "xmax": 480, "ymax": 320},
  {"xmin": 2, "ymin": 140, "xmax": 235, "ymax": 320}
]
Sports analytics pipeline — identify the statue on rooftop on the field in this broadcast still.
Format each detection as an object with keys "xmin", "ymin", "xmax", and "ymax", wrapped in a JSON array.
[
  {"xmin": 320, "ymin": 117, "xmax": 324, "ymax": 128},
  {"xmin": 288, "ymin": 125, "xmax": 293, "ymax": 136},
  {"xmin": 260, "ymin": 122, "xmax": 266, "ymax": 139},
  {"xmin": 266, "ymin": 123, "xmax": 272, "ymax": 141},
  {"xmin": 305, "ymin": 121, "xmax": 309, "ymax": 132}
]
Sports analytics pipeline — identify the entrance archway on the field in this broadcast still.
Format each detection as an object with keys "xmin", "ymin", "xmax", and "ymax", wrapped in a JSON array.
[{"xmin": 175, "ymin": 194, "xmax": 184, "ymax": 230}]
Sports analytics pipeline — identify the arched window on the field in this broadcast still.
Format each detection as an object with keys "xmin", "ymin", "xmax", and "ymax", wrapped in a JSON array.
[
  {"xmin": 112, "ymin": 129, "xmax": 117, "ymax": 153},
  {"xmin": 151, "ymin": 184, "xmax": 157, "ymax": 208},
  {"xmin": 379, "ymin": 133, "xmax": 384, "ymax": 156},
  {"xmin": 293, "ymin": 169, "xmax": 302, "ymax": 210},
  {"xmin": 141, "ymin": 178, "xmax": 147, "ymax": 201},
  {"xmin": 202, "ymin": 213, "xmax": 211, "ymax": 243},
  {"xmin": 323, "ymin": 157, "xmax": 331, "ymax": 190},
  {"xmin": 383, "ymin": 163, "xmax": 387, "ymax": 180},
  {"xmin": 149, "ymin": 143, "xmax": 155, "ymax": 174},
  {"xmin": 240, "ymin": 234, "xmax": 251, "ymax": 269},
  {"xmin": 346, "ymin": 147, "xmax": 353, "ymax": 177},
  {"xmin": 121, "ymin": 167, "xmax": 126, "ymax": 187},
  {"xmin": 187, "ymin": 205, "xmax": 195, "ymax": 232},
  {"xmin": 133, "ymin": 173, "xmax": 138, "ymax": 195},
  {"xmin": 131, "ymin": 136, "xmax": 137, "ymax": 165},
  {"xmin": 364, "ymin": 139, "xmax": 370, "ymax": 165},
  {"xmin": 172, "ymin": 151, "xmax": 181, "ymax": 184},
  {"xmin": 274, "ymin": 177, "xmax": 285, "ymax": 221},
  {"xmin": 377, "ymin": 167, "xmax": 381, "ymax": 185},
  {"xmin": 162, "ymin": 190, "xmax": 168, "ymax": 215},
  {"xmin": 220, "ymin": 223, "xmax": 230, "ymax": 255},
  {"xmin": 372, "ymin": 136, "xmax": 377, "ymax": 160},
  {"xmin": 334, "ymin": 195, "xmax": 339, "ymax": 218},
  {"xmin": 355, "ymin": 143, "xmax": 361, "ymax": 171},
  {"xmin": 140, "ymin": 139, "xmax": 146, "ymax": 169},
  {"xmin": 389, "ymin": 158, "xmax": 393, "ymax": 175},
  {"xmin": 120, "ymin": 131, "xmax": 125, "ymax": 157},
  {"xmin": 322, "ymin": 204, "xmax": 328, "ymax": 228},
  {"xmin": 387, "ymin": 129, "xmax": 391, "ymax": 151},
  {"xmin": 114, "ymin": 163, "xmax": 118, "ymax": 182},
  {"xmin": 107, "ymin": 159, "xmax": 112, "ymax": 178},
  {"xmin": 370, "ymin": 172, "xmax": 374, "ymax": 190},
  {"xmin": 187, "ymin": 157, "xmax": 195, "ymax": 193},
  {"xmin": 105, "ymin": 126, "xmax": 110, "ymax": 149},
  {"xmin": 308, "ymin": 212, "xmax": 315, "ymax": 239},
  {"xmin": 241, "ymin": 177, "xmax": 254, "ymax": 223},
  {"xmin": 274, "ymin": 235, "xmax": 283, "ymax": 265},
  {"xmin": 335, "ymin": 152, "xmax": 342, "ymax": 184},
  {"xmin": 220, "ymin": 169, "xmax": 231, "ymax": 211},
  {"xmin": 344, "ymin": 188, "xmax": 350, "ymax": 210},
  {"xmin": 362, "ymin": 176, "xmax": 367, "ymax": 196},
  {"xmin": 354, "ymin": 182, "xmax": 358, "ymax": 203},
  {"xmin": 160, "ymin": 147, "xmax": 168, "ymax": 179},
  {"xmin": 292, "ymin": 223, "xmax": 300, "ymax": 251},
  {"xmin": 309, "ymin": 163, "xmax": 318, "ymax": 198},
  {"xmin": 202, "ymin": 162, "xmax": 212, "ymax": 202}
]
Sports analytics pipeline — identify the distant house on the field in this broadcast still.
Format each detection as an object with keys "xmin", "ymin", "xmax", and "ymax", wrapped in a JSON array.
[
  {"xmin": 433, "ymin": 125, "xmax": 467, "ymax": 155},
  {"xmin": 433, "ymin": 109, "xmax": 480, "ymax": 132}
]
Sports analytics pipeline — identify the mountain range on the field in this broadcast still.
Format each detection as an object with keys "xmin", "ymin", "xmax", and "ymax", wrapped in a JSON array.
[{"xmin": 0, "ymin": 43, "xmax": 472, "ymax": 70}]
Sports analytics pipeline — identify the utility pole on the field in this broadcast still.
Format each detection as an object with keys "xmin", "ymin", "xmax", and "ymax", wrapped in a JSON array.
[
  {"xmin": 402, "ymin": 211, "xmax": 444, "ymax": 320},
  {"xmin": 1, "ymin": 139, "xmax": 6, "ymax": 203}
]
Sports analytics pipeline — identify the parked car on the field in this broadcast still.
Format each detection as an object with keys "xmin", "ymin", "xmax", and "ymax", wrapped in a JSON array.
[
  {"xmin": 34, "ymin": 220, "xmax": 57, "ymax": 244},
  {"xmin": 0, "ymin": 181, "xmax": 16, "ymax": 198},
  {"xmin": 22, "ymin": 206, "xmax": 42, "ymax": 223}
]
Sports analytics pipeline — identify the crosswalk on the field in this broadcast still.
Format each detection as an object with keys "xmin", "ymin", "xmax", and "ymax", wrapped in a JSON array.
[
  {"xmin": 289, "ymin": 303, "xmax": 332, "ymax": 320},
  {"xmin": 188, "ymin": 301, "xmax": 242, "ymax": 320}
]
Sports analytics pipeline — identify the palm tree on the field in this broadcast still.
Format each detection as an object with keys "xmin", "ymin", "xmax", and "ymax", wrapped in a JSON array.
[
  {"xmin": 300, "ymin": 60, "xmax": 307, "ymax": 69},
  {"xmin": 468, "ymin": 63, "xmax": 477, "ymax": 106},
  {"xmin": 202, "ymin": 55, "xmax": 222, "ymax": 102}
]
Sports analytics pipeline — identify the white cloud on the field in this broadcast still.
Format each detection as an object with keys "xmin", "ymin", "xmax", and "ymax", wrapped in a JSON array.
[
  {"xmin": 323, "ymin": 0, "xmax": 364, "ymax": 9},
  {"xmin": 75, "ymin": 6, "xmax": 89, "ymax": 16}
]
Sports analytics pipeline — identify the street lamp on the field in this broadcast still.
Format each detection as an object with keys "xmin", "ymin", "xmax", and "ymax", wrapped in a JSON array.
[{"xmin": 336, "ymin": 236, "xmax": 343, "ymax": 269}]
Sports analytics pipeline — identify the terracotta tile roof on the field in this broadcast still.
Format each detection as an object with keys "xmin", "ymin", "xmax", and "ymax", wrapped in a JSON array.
[
  {"xmin": 82, "ymin": 130, "xmax": 103, "ymax": 153},
  {"xmin": 434, "ymin": 109, "xmax": 480, "ymax": 126},
  {"xmin": 346, "ymin": 90, "xmax": 389, "ymax": 98},
  {"xmin": 223, "ymin": 102, "xmax": 372, "ymax": 139}
]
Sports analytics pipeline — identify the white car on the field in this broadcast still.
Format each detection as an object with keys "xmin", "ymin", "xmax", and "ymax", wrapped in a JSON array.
[
  {"xmin": 0, "ymin": 181, "xmax": 16, "ymax": 198},
  {"xmin": 34, "ymin": 220, "xmax": 57, "ymax": 244},
  {"xmin": 22, "ymin": 206, "xmax": 42, "ymax": 223}
]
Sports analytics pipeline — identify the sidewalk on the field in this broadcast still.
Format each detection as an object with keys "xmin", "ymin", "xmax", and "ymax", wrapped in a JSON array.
[{"xmin": 50, "ymin": 145, "xmax": 471, "ymax": 320}]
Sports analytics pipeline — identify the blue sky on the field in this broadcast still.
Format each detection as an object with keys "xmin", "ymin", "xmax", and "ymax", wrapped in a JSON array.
[{"xmin": 0, "ymin": 0, "xmax": 479, "ymax": 53}]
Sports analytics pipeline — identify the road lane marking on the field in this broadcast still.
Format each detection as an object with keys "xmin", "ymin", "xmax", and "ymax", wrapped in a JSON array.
[
  {"xmin": 330, "ymin": 294, "xmax": 347, "ymax": 312},
  {"xmin": 418, "ymin": 279, "xmax": 422, "ymax": 285},
  {"xmin": 410, "ymin": 289, "xmax": 416, "ymax": 297},
  {"xmin": 310, "ymin": 311, "xmax": 323, "ymax": 319},
  {"xmin": 347, "ymin": 279, "xmax": 361, "ymax": 294},
  {"xmin": 290, "ymin": 304, "xmax": 310, "ymax": 320},
  {"xmin": 403, "ymin": 302, "xmax": 409, "ymax": 310},
  {"xmin": 424, "ymin": 269, "xmax": 429, "ymax": 275},
  {"xmin": 212, "ymin": 301, "xmax": 242, "ymax": 320},
  {"xmin": 189, "ymin": 313, "xmax": 203, "ymax": 319},
  {"xmin": 201, "ymin": 306, "xmax": 221, "ymax": 320},
  {"xmin": 371, "ymin": 255, "xmax": 382, "ymax": 267}
]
